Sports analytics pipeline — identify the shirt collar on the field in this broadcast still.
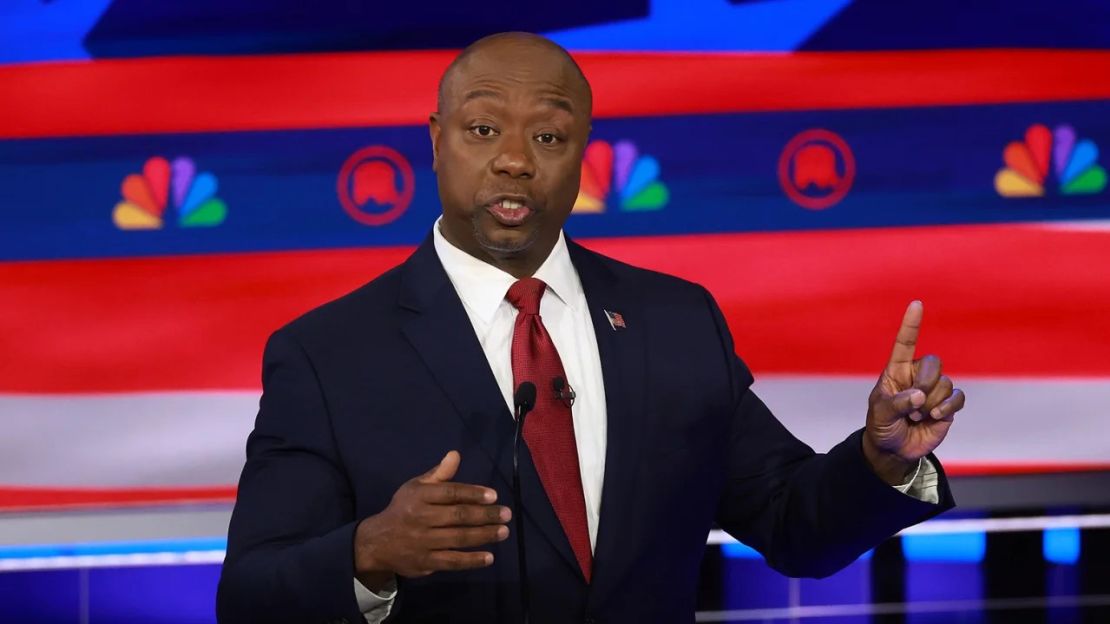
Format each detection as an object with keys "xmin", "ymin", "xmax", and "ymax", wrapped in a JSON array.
[{"xmin": 432, "ymin": 217, "xmax": 583, "ymax": 324}]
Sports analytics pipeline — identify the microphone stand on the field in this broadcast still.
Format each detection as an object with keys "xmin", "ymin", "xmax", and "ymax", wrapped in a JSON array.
[{"xmin": 512, "ymin": 382, "xmax": 536, "ymax": 624}]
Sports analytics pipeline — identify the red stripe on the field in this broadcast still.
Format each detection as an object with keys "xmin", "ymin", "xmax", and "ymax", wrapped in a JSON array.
[
  {"xmin": 943, "ymin": 463, "xmax": 1110, "ymax": 477},
  {"xmin": 2, "ymin": 50, "xmax": 1109, "ymax": 139},
  {"xmin": 598, "ymin": 224, "xmax": 1110, "ymax": 379},
  {"xmin": 0, "ymin": 246, "xmax": 414, "ymax": 393},
  {"xmin": 0, "ymin": 486, "xmax": 236, "ymax": 512},
  {"xmin": 2, "ymin": 224, "xmax": 1108, "ymax": 393}
]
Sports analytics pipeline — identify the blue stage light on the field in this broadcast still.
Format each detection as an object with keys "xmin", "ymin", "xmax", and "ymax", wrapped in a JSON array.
[
  {"xmin": 902, "ymin": 531, "xmax": 986, "ymax": 563},
  {"xmin": 720, "ymin": 542, "xmax": 761, "ymax": 560},
  {"xmin": 1043, "ymin": 527, "xmax": 1080, "ymax": 565}
]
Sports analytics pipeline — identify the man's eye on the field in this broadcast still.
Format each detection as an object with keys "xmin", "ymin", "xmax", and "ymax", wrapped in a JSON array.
[
  {"xmin": 470, "ymin": 125, "xmax": 498, "ymax": 137},
  {"xmin": 535, "ymin": 133, "xmax": 560, "ymax": 145}
]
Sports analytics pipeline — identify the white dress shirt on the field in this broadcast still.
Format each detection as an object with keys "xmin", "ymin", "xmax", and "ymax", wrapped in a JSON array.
[
  {"xmin": 354, "ymin": 220, "xmax": 938, "ymax": 621},
  {"xmin": 431, "ymin": 221, "xmax": 610, "ymax": 545}
]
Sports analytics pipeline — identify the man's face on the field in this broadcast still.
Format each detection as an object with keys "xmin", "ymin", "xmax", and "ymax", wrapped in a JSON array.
[{"xmin": 430, "ymin": 39, "xmax": 591, "ymax": 269}]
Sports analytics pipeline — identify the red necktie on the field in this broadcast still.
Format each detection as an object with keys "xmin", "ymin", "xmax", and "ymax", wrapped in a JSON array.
[{"xmin": 506, "ymin": 277, "xmax": 592, "ymax": 582}]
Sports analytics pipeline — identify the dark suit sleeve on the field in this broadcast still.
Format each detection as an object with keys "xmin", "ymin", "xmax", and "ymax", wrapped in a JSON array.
[
  {"xmin": 702, "ymin": 289, "xmax": 954, "ymax": 578},
  {"xmin": 217, "ymin": 329, "xmax": 365, "ymax": 623}
]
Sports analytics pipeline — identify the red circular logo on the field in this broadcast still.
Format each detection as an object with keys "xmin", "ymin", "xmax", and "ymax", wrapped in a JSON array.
[
  {"xmin": 777, "ymin": 129, "xmax": 856, "ymax": 210},
  {"xmin": 337, "ymin": 145, "xmax": 415, "ymax": 226}
]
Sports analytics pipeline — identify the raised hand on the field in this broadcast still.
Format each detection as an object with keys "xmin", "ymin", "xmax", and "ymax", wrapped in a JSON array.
[
  {"xmin": 864, "ymin": 301, "xmax": 966, "ymax": 485},
  {"xmin": 353, "ymin": 451, "xmax": 511, "ymax": 590}
]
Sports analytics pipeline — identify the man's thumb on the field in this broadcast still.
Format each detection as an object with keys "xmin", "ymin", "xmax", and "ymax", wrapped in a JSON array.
[{"xmin": 421, "ymin": 450, "xmax": 460, "ymax": 483}]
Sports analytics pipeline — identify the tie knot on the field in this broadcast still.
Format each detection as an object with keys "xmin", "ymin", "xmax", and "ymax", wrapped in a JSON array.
[{"xmin": 506, "ymin": 277, "xmax": 547, "ymax": 315}]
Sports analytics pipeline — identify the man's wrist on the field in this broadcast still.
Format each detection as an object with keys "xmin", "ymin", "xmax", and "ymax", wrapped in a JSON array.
[
  {"xmin": 356, "ymin": 570, "xmax": 396, "ymax": 595},
  {"xmin": 862, "ymin": 434, "xmax": 918, "ymax": 486},
  {"xmin": 354, "ymin": 516, "xmax": 396, "ymax": 593}
]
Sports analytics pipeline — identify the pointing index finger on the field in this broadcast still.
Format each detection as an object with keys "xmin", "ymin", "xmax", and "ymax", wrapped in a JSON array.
[{"xmin": 888, "ymin": 300, "xmax": 923, "ymax": 372}]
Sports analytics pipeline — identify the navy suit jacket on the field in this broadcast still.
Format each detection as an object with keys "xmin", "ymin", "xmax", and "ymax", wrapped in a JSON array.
[{"xmin": 217, "ymin": 235, "xmax": 953, "ymax": 623}]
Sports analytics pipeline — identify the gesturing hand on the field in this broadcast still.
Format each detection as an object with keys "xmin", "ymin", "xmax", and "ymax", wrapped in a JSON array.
[
  {"xmin": 864, "ymin": 301, "xmax": 967, "ymax": 485},
  {"xmin": 354, "ymin": 451, "xmax": 510, "ymax": 590}
]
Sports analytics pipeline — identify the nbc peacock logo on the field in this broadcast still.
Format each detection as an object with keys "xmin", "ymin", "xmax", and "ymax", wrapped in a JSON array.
[
  {"xmin": 573, "ymin": 139, "xmax": 668, "ymax": 213},
  {"xmin": 113, "ymin": 156, "xmax": 228, "ymax": 230},
  {"xmin": 994, "ymin": 124, "xmax": 1106, "ymax": 197}
]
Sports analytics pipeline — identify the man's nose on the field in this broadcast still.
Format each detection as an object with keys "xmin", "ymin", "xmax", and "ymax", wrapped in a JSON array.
[{"xmin": 491, "ymin": 134, "xmax": 535, "ymax": 179}]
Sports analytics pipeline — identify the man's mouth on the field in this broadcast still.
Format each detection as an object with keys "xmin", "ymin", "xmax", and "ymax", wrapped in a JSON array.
[{"xmin": 486, "ymin": 197, "xmax": 532, "ymax": 226}]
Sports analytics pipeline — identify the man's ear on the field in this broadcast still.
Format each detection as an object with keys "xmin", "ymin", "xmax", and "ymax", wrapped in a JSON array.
[{"xmin": 429, "ymin": 113, "xmax": 441, "ymax": 173}]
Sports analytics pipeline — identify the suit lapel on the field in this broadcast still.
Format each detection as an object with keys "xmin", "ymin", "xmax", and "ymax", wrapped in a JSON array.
[
  {"xmin": 568, "ymin": 240, "xmax": 649, "ymax": 595},
  {"xmin": 397, "ymin": 236, "xmax": 581, "ymax": 579}
]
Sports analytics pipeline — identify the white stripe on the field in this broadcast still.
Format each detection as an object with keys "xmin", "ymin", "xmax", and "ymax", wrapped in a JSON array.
[
  {"xmin": 0, "ymin": 508, "xmax": 232, "ymax": 545},
  {"xmin": 707, "ymin": 513, "xmax": 1110, "ymax": 544},
  {"xmin": 8, "ymin": 508, "xmax": 1105, "ymax": 554},
  {"xmin": 1032, "ymin": 219, "xmax": 1110, "ymax": 231},
  {"xmin": 3, "ymin": 510, "xmax": 1108, "ymax": 570},
  {"xmin": 899, "ymin": 513, "xmax": 1110, "ymax": 535},
  {"xmin": 694, "ymin": 595, "xmax": 1110, "ymax": 621},
  {"xmin": 1, "ymin": 376, "xmax": 1107, "ymax": 489},
  {"xmin": 0, "ymin": 551, "xmax": 226, "ymax": 572},
  {"xmin": 0, "ymin": 392, "xmax": 257, "ymax": 487},
  {"xmin": 753, "ymin": 376, "xmax": 1110, "ymax": 464}
]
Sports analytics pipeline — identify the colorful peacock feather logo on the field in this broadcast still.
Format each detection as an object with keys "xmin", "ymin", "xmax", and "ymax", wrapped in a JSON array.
[
  {"xmin": 573, "ymin": 139, "xmax": 669, "ymax": 213},
  {"xmin": 113, "ymin": 156, "xmax": 228, "ymax": 230},
  {"xmin": 995, "ymin": 124, "xmax": 1107, "ymax": 197}
]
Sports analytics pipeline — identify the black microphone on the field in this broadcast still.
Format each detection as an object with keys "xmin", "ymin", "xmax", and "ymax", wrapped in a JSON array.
[
  {"xmin": 552, "ymin": 376, "xmax": 575, "ymax": 408},
  {"xmin": 512, "ymin": 382, "xmax": 536, "ymax": 624}
]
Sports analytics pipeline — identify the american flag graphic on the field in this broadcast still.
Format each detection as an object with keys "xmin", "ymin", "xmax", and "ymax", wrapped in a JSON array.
[{"xmin": 604, "ymin": 310, "xmax": 627, "ymax": 330}]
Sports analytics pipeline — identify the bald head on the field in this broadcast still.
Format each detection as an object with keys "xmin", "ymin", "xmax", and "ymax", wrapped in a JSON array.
[
  {"xmin": 428, "ymin": 31, "xmax": 593, "ymax": 278},
  {"xmin": 436, "ymin": 32, "xmax": 592, "ymax": 117}
]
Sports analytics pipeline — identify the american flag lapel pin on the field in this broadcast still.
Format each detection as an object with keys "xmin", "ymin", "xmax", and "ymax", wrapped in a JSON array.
[{"xmin": 604, "ymin": 309, "xmax": 627, "ymax": 331}]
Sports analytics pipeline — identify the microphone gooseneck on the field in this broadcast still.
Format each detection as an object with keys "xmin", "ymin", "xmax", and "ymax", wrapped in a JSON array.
[{"xmin": 512, "ymin": 381, "xmax": 537, "ymax": 624}]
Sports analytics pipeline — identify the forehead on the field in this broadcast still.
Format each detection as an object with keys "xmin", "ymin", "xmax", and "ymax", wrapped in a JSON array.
[{"xmin": 443, "ymin": 44, "xmax": 588, "ymax": 114}]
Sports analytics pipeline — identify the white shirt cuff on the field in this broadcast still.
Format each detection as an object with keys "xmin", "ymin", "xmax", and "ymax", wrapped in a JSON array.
[
  {"xmin": 353, "ymin": 576, "xmax": 397, "ymax": 623},
  {"xmin": 894, "ymin": 457, "xmax": 940, "ymax": 504}
]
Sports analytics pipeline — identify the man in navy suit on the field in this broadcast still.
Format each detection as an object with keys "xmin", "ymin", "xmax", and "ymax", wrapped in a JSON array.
[{"xmin": 217, "ymin": 33, "xmax": 965, "ymax": 623}]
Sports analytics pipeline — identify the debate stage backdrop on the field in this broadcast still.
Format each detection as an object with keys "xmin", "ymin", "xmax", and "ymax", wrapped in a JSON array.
[{"xmin": 1, "ymin": 0, "xmax": 1109, "ymax": 514}]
